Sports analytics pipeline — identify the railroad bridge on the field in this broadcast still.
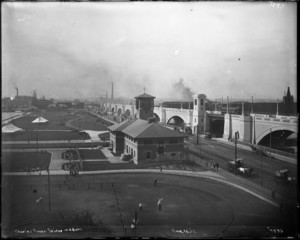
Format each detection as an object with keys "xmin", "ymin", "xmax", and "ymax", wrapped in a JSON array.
[{"xmin": 100, "ymin": 96, "xmax": 297, "ymax": 147}]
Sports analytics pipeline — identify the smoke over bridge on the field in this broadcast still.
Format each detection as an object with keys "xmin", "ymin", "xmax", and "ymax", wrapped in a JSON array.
[{"xmin": 172, "ymin": 78, "xmax": 194, "ymax": 101}]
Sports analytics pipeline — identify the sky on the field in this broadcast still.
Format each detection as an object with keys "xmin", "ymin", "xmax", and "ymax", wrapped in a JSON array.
[{"xmin": 2, "ymin": 2, "xmax": 297, "ymax": 101}]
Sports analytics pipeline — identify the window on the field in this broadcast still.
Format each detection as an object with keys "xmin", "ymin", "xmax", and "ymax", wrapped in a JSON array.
[
  {"xmin": 194, "ymin": 99, "xmax": 197, "ymax": 105},
  {"xmin": 158, "ymin": 146, "xmax": 164, "ymax": 154},
  {"xmin": 169, "ymin": 139, "xmax": 178, "ymax": 144},
  {"xmin": 126, "ymin": 145, "xmax": 128, "ymax": 152},
  {"xmin": 134, "ymin": 150, "xmax": 135, "ymax": 157},
  {"xmin": 144, "ymin": 140, "xmax": 153, "ymax": 145},
  {"xmin": 201, "ymin": 99, "xmax": 204, "ymax": 105},
  {"xmin": 194, "ymin": 118, "xmax": 197, "ymax": 123},
  {"xmin": 158, "ymin": 139, "xmax": 164, "ymax": 144}
]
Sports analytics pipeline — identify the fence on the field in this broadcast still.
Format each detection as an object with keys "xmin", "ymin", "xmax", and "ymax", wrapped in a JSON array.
[{"xmin": 6, "ymin": 181, "xmax": 118, "ymax": 192}]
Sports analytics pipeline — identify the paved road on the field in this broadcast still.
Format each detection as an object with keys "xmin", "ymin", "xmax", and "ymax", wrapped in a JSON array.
[{"xmin": 185, "ymin": 135, "xmax": 297, "ymax": 202}]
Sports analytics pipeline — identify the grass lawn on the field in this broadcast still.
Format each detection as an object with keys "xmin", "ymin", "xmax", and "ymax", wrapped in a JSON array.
[
  {"xmin": 1, "ymin": 173, "xmax": 285, "ymax": 238},
  {"xmin": 2, "ymin": 151, "xmax": 52, "ymax": 172},
  {"xmin": 79, "ymin": 149, "xmax": 107, "ymax": 160},
  {"xmin": 9, "ymin": 109, "xmax": 109, "ymax": 132},
  {"xmin": 2, "ymin": 130, "xmax": 90, "ymax": 141},
  {"xmin": 10, "ymin": 111, "xmax": 75, "ymax": 130},
  {"xmin": 70, "ymin": 117, "xmax": 109, "ymax": 131}
]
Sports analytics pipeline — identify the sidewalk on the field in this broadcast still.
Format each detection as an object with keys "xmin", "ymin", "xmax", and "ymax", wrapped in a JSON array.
[{"xmin": 210, "ymin": 136, "xmax": 297, "ymax": 165}]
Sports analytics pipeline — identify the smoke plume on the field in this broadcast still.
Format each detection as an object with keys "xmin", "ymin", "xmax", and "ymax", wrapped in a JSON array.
[{"xmin": 172, "ymin": 78, "xmax": 194, "ymax": 101}]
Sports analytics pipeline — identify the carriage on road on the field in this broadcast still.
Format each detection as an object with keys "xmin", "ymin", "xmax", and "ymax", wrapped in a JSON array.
[
  {"xmin": 237, "ymin": 167, "xmax": 253, "ymax": 176},
  {"xmin": 274, "ymin": 169, "xmax": 296, "ymax": 184},
  {"xmin": 226, "ymin": 158, "xmax": 243, "ymax": 172}
]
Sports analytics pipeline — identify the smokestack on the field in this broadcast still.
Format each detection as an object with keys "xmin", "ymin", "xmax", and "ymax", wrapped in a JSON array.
[
  {"xmin": 251, "ymin": 96, "xmax": 253, "ymax": 113},
  {"xmin": 15, "ymin": 87, "xmax": 19, "ymax": 108},
  {"xmin": 111, "ymin": 82, "xmax": 114, "ymax": 100},
  {"xmin": 15, "ymin": 87, "xmax": 18, "ymax": 98}
]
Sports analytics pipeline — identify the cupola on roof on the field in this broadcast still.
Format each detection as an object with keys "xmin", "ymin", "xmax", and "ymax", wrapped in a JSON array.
[{"xmin": 135, "ymin": 93, "xmax": 155, "ymax": 99}]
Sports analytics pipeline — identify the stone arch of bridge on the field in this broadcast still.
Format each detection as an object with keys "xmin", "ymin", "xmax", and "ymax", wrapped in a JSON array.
[
  {"xmin": 154, "ymin": 113, "xmax": 160, "ymax": 122},
  {"xmin": 255, "ymin": 125, "xmax": 297, "ymax": 144},
  {"xmin": 167, "ymin": 115, "xmax": 185, "ymax": 127},
  {"xmin": 125, "ymin": 109, "xmax": 131, "ymax": 116},
  {"xmin": 118, "ymin": 108, "xmax": 122, "ymax": 116}
]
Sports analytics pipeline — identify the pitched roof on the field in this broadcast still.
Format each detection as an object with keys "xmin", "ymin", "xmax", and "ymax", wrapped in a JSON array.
[
  {"xmin": 122, "ymin": 119, "xmax": 187, "ymax": 139},
  {"xmin": 32, "ymin": 116, "xmax": 48, "ymax": 123},
  {"xmin": 2, "ymin": 124, "xmax": 23, "ymax": 133},
  {"xmin": 135, "ymin": 93, "xmax": 155, "ymax": 99},
  {"xmin": 107, "ymin": 119, "xmax": 136, "ymax": 132}
]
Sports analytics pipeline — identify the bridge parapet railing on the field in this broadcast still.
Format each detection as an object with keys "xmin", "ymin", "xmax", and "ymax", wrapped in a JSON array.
[
  {"xmin": 254, "ymin": 116, "xmax": 298, "ymax": 125},
  {"xmin": 237, "ymin": 140, "xmax": 297, "ymax": 159},
  {"xmin": 163, "ymin": 108, "xmax": 190, "ymax": 113},
  {"xmin": 257, "ymin": 146, "xmax": 297, "ymax": 159}
]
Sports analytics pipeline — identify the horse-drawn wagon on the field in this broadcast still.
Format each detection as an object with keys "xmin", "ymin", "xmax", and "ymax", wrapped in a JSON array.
[{"xmin": 274, "ymin": 169, "xmax": 296, "ymax": 184}]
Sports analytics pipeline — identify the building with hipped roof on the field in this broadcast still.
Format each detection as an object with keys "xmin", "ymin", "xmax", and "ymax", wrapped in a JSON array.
[{"xmin": 108, "ymin": 92, "xmax": 187, "ymax": 164}]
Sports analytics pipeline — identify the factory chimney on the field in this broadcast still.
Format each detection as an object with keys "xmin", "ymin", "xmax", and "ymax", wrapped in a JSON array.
[
  {"xmin": 15, "ymin": 87, "xmax": 19, "ymax": 108},
  {"xmin": 111, "ymin": 82, "xmax": 114, "ymax": 100}
]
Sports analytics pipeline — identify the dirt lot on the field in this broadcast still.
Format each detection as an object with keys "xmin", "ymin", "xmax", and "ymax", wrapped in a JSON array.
[{"xmin": 2, "ymin": 173, "xmax": 285, "ymax": 239}]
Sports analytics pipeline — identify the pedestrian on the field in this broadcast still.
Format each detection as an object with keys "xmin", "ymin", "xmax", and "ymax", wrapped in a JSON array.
[
  {"xmin": 139, "ymin": 203, "xmax": 143, "ymax": 211},
  {"xmin": 154, "ymin": 178, "xmax": 157, "ymax": 187},
  {"xmin": 272, "ymin": 190, "xmax": 276, "ymax": 199},
  {"xmin": 216, "ymin": 163, "xmax": 219, "ymax": 170},
  {"xmin": 130, "ymin": 224, "xmax": 135, "ymax": 233},
  {"xmin": 160, "ymin": 167, "xmax": 162, "ymax": 172},
  {"xmin": 158, "ymin": 201, "xmax": 161, "ymax": 211},
  {"xmin": 157, "ymin": 197, "xmax": 163, "ymax": 211},
  {"xmin": 36, "ymin": 197, "xmax": 43, "ymax": 205}
]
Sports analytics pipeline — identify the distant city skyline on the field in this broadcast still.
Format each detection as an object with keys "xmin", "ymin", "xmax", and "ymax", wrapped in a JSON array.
[{"xmin": 2, "ymin": 2, "xmax": 297, "ymax": 101}]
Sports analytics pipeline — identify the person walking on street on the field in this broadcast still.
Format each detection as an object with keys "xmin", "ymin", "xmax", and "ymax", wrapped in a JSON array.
[
  {"xmin": 154, "ymin": 178, "xmax": 157, "ymax": 187},
  {"xmin": 216, "ymin": 163, "xmax": 219, "ymax": 170},
  {"xmin": 157, "ymin": 197, "xmax": 163, "ymax": 211},
  {"xmin": 139, "ymin": 203, "xmax": 143, "ymax": 211}
]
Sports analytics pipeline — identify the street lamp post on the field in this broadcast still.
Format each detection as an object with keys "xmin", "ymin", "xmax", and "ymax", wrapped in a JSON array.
[
  {"xmin": 269, "ymin": 128, "xmax": 272, "ymax": 155},
  {"xmin": 36, "ymin": 118, "xmax": 41, "ymax": 152}
]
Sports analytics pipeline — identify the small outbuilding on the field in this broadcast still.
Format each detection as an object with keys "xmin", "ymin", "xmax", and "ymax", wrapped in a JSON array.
[
  {"xmin": 32, "ymin": 116, "xmax": 49, "ymax": 124},
  {"xmin": 2, "ymin": 124, "xmax": 23, "ymax": 133}
]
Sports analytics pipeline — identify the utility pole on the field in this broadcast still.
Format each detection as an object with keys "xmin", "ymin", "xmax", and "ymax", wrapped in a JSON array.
[
  {"xmin": 47, "ymin": 168, "xmax": 51, "ymax": 211},
  {"xmin": 234, "ymin": 131, "xmax": 238, "ymax": 175},
  {"xmin": 199, "ymin": 128, "xmax": 202, "ymax": 159},
  {"xmin": 196, "ymin": 126, "xmax": 199, "ymax": 145},
  {"xmin": 260, "ymin": 149, "xmax": 263, "ymax": 187}
]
